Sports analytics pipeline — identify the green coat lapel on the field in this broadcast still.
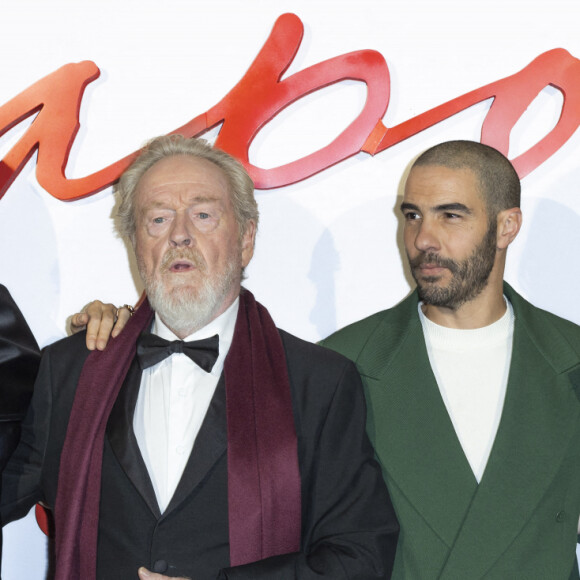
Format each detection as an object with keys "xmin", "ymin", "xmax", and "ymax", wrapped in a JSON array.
[
  {"xmin": 438, "ymin": 285, "xmax": 580, "ymax": 579},
  {"xmin": 359, "ymin": 292, "xmax": 478, "ymax": 550}
]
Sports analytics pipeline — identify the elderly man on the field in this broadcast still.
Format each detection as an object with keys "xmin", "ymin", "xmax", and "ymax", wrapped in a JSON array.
[
  {"xmin": 1, "ymin": 136, "xmax": 398, "ymax": 580},
  {"xmin": 323, "ymin": 141, "xmax": 580, "ymax": 579}
]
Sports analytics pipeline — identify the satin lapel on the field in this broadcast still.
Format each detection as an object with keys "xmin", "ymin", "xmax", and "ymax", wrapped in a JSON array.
[
  {"xmin": 163, "ymin": 374, "xmax": 227, "ymax": 516},
  {"xmin": 439, "ymin": 292, "xmax": 580, "ymax": 579},
  {"xmin": 106, "ymin": 358, "xmax": 161, "ymax": 519},
  {"xmin": 359, "ymin": 294, "xmax": 477, "ymax": 549}
]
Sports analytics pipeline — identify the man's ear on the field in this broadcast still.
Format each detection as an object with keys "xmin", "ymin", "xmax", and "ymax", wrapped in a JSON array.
[
  {"xmin": 241, "ymin": 220, "xmax": 257, "ymax": 268},
  {"xmin": 497, "ymin": 207, "xmax": 522, "ymax": 250}
]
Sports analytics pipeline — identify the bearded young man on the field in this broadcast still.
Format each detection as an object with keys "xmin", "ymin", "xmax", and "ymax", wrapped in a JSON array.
[
  {"xmin": 322, "ymin": 141, "xmax": 580, "ymax": 579},
  {"xmin": 1, "ymin": 135, "xmax": 398, "ymax": 580}
]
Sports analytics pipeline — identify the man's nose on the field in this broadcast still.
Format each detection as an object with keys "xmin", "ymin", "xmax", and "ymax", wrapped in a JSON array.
[
  {"xmin": 170, "ymin": 213, "xmax": 193, "ymax": 247},
  {"xmin": 413, "ymin": 220, "xmax": 440, "ymax": 253}
]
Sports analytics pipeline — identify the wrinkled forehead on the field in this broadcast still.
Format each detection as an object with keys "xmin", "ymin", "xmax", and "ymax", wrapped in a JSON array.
[{"xmin": 135, "ymin": 155, "xmax": 232, "ymax": 206}]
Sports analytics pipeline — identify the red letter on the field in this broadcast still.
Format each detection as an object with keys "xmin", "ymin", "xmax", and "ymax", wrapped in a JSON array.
[
  {"xmin": 0, "ymin": 62, "xmax": 209, "ymax": 201},
  {"xmin": 208, "ymin": 13, "xmax": 390, "ymax": 189},
  {"xmin": 363, "ymin": 48, "xmax": 580, "ymax": 179}
]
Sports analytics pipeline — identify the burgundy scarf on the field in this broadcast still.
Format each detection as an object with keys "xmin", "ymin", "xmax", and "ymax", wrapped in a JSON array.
[{"xmin": 54, "ymin": 289, "xmax": 301, "ymax": 579}]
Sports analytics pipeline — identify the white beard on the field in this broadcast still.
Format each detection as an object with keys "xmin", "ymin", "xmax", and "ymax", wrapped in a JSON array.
[{"xmin": 140, "ymin": 247, "xmax": 241, "ymax": 337}]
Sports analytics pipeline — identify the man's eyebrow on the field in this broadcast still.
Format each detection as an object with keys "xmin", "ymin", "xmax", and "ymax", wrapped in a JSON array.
[
  {"xmin": 142, "ymin": 196, "xmax": 220, "ymax": 210},
  {"xmin": 434, "ymin": 202, "xmax": 472, "ymax": 214},
  {"xmin": 399, "ymin": 201, "xmax": 473, "ymax": 215},
  {"xmin": 190, "ymin": 196, "xmax": 220, "ymax": 203}
]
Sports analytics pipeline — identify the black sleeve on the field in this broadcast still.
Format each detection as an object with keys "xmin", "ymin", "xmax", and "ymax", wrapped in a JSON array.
[
  {"xmin": 0, "ymin": 284, "xmax": 41, "ymax": 476},
  {"xmin": 1, "ymin": 345, "xmax": 53, "ymax": 524},
  {"xmin": 0, "ymin": 285, "xmax": 40, "ymax": 423},
  {"xmin": 1, "ymin": 332, "xmax": 88, "ymax": 525}
]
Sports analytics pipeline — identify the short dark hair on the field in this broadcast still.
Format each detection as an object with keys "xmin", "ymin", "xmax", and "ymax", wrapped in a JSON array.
[{"xmin": 412, "ymin": 140, "xmax": 520, "ymax": 216}]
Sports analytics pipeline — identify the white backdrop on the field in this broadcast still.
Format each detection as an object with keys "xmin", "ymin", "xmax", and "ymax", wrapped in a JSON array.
[{"xmin": 1, "ymin": 1, "xmax": 580, "ymax": 577}]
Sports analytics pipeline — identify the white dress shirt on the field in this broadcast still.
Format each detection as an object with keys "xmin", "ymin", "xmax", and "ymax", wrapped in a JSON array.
[{"xmin": 133, "ymin": 298, "xmax": 239, "ymax": 513}]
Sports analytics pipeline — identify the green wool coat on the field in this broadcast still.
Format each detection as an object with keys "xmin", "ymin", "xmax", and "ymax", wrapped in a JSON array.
[{"xmin": 322, "ymin": 283, "xmax": 580, "ymax": 579}]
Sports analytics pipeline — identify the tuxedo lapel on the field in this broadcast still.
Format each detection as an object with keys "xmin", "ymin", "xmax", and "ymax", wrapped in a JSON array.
[
  {"xmin": 164, "ymin": 374, "xmax": 227, "ymax": 515},
  {"xmin": 106, "ymin": 358, "xmax": 160, "ymax": 519},
  {"xmin": 359, "ymin": 293, "xmax": 477, "ymax": 550},
  {"xmin": 438, "ymin": 288, "xmax": 580, "ymax": 579},
  {"xmin": 107, "ymin": 361, "xmax": 228, "ymax": 520}
]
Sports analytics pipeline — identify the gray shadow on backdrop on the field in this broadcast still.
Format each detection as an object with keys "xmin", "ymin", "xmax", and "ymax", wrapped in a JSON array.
[{"xmin": 515, "ymin": 197, "xmax": 580, "ymax": 323}]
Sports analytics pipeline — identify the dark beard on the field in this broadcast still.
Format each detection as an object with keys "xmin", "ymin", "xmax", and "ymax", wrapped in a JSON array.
[{"xmin": 408, "ymin": 221, "xmax": 497, "ymax": 310}]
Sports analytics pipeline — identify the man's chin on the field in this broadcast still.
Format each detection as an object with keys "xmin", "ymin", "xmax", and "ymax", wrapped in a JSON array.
[
  {"xmin": 417, "ymin": 282, "xmax": 453, "ymax": 305},
  {"xmin": 163, "ymin": 282, "xmax": 202, "ymax": 300}
]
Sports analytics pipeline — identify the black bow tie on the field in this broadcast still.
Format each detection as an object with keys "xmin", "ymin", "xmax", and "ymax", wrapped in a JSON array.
[{"xmin": 136, "ymin": 333, "xmax": 220, "ymax": 372}]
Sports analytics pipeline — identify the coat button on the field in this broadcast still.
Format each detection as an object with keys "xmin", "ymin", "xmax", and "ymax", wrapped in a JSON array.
[
  {"xmin": 153, "ymin": 559, "xmax": 168, "ymax": 573},
  {"xmin": 556, "ymin": 510, "xmax": 566, "ymax": 523}
]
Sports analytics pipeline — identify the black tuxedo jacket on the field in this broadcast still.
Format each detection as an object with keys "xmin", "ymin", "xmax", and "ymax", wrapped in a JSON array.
[{"xmin": 2, "ymin": 325, "xmax": 398, "ymax": 579}]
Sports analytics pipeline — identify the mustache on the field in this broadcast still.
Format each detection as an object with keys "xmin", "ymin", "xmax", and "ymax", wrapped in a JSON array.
[
  {"xmin": 161, "ymin": 247, "xmax": 207, "ymax": 272},
  {"xmin": 408, "ymin": 252, "xmax": 458, "ymax": 274}
]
